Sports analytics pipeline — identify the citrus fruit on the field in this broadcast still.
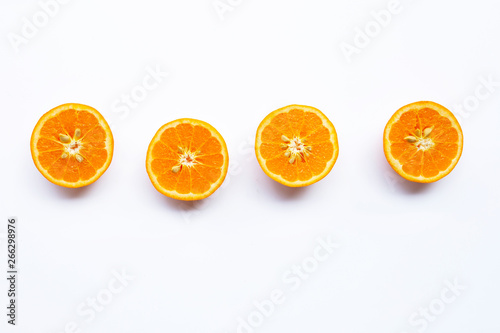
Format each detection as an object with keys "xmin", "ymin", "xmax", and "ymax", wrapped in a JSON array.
[
  {"xmin": 383, "ymin": 101, "xmax": 464, "ymax": 183},
  {"xmin": 255, "ymin": 105, "xmax": 339, "ymax": 187},
  {"xmin": 30, "ymin": 103, "xmax": 114, "ymax": 188},
  {"xmin": 146, "ymin": 118, "xmax": 229, "ymax": 201}
]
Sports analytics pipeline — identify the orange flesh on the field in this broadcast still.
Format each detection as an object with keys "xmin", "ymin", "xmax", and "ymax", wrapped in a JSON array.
[
  {"xmin": 388, "ymin": 108, "xmax": 459, "ymax": 178},
  {"xmin": 147, "ymin": 119, "xmax": 228, "ymax": 200},
  {"xmin": 32, "ymin": 106, "xmax": 112, "ymax": 186},
  {"xmin": 256, "ymin": 105, "xmax": 339, "ymax": 187},
  {"xmin": 260, "ymin": 109, "xmax": 333, "ymax": 182}
]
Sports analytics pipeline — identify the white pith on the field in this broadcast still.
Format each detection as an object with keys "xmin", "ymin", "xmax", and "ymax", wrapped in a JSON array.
[{"xmin": 281, "ymin": 135, "xmax": 312, "ymax": 163}]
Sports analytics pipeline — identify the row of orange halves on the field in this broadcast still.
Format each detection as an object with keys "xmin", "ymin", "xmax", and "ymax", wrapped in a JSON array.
[{"xmin": 30, "ymin": 101, "xmax": 463, "ymax": 200}]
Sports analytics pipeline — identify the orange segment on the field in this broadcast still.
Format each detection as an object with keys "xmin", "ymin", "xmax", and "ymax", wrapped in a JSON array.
[
  {"xmin": 383, "ymin": 101, "xmax": 463, "ymax": 183},
  {"xmin": 30, "ymin": 103, "xmax": 114, "ymax": 188},
  {"xmin": 255, "ymin": 105, "xmax": 339, "ymax": 187},
  {"xmin": 146, "ymin": 118, "xmax": 229, "ymax": 201}
]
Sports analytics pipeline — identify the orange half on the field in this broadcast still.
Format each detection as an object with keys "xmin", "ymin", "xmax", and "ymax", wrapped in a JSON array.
[
  {"xmin": 146, "ymin": 118, "xmax": 229, "ymax": 201},
  {"xmin": 255, "ymin": 105, "xmax": 339, "ymax": 187},
  {"xmin": 30, "ymin": 103, "xmax": 114, "ymax": 188},
  {"xmin": 383, "ymin": 101, "xmax": 464, "ymax": 183}
]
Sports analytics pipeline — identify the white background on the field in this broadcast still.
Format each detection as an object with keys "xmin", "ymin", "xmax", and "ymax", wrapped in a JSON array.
[{"xmin": 1, "ymin": 0, "xmax": 499, "ymax": 332}]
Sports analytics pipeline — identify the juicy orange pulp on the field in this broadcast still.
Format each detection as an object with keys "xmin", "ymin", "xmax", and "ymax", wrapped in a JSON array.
[
  {"xmin": 30, "ymin": 103, "xmax": 113, "ymax": 188},
  {"xmin": 383, "ymin": 101, "xmax": 463, "ymax": 183},
  {"xmin": 255, "ymin": 105, "xmax": 339, "ymax": 187},
  {"xmin": 146, "ymin": 118, "xmax": 229, "ymax": 200}
]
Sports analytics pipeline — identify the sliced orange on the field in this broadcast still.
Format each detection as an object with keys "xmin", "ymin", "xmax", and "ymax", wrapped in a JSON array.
[
  {"xmin": 30, "ymin": 103, "xmax": 114, "ymax": 188},
  {"xmin": 383, "ymin": 101, "xmax": 464, "ymax": 183},
  {"xmin": 146, "ymin": 118, "xmax": 229, "ymax": 201},
  {"xmin": 255, "ymin": 105, "xmax": 339, "ymax": 187}
]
